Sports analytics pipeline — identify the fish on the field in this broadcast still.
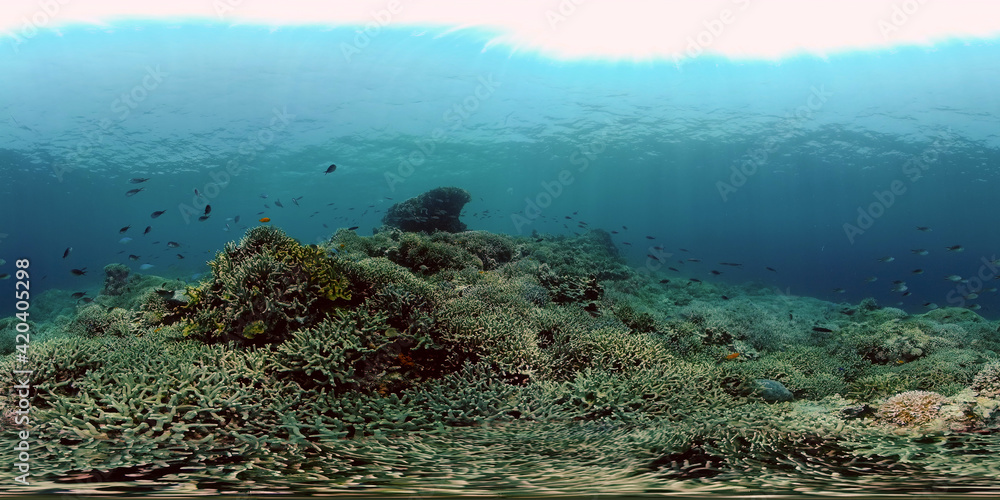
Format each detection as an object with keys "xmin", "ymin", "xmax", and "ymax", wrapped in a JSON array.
[
  {"xmin": 166, "ymin": 241, "xmax": 181, "ymax": 248},
  {"xmin": 128, "ymin": 254, "xmax": 140, "ymax": 261},
  {"xmin": 721, "ymin": 295, "xmax": 729, "ymax": 300},
  {"xmin": 812, "ymin": 326, "xmax": 833, "ymax": 333},
  {"xmin": 275, "ymin": 199, "xmax": 284, "ymax": 208},
  {"xmin": 139, "ymin": 264, "xmax": 155, "ymax": 270},
  {"xmin": 234, "ymin": 215, "xmax": 240, "ymax": 223},
  {"xmin": 911, "ymin": 249, "xmax": 929, "ymax": 255},
  {"xmin": 260, "ymin": 193, "xmax": 268, "ymax": 199},
  {"xmin": 924, "ymin": 302, "xmax": 939, "ymax": 309},
  {"xmin": 348, "ymin": 226, "xmax": 359, "ymax": 230},
  {"xmin": 0, "ymin": 259, "xmax": 5, "ymax": 265},
  {"xmin": 832, "ymin": 288, "xmax": 846, "ymax": 293},
  {"xmin": 877, "ymin": 256, "xmax": 894, "ymax": 262},
  {"xmin": 0, "ymin": 273, "xmax": 9, "ymax": 280},
  {"xmin": 645, "ymin": 236, "xmax": 655, "ymax": 240},
  {"xmin": 766, "ymin": 267, "xmax": 777, "ymax": 272},
  {"xmin": 325, "ymin": 164, "xmax": 337, "ymax": 174},
  {"xmin": 70, "ymin": 292, "xmax": 87, "ymax": 298},
  {"xmin": 70, "ymin": 268, "xmax": 87, "ymax": 276},
  {"xmin": 119, "ymin": 225, "xmax": 131, "ymax": 234},
  {"xmin": 710, "ymin": 270, "xmax": 722, "ymax": 275},
  {"xmin": 968, "ymin": 304, "xmax": 982, "ymax": 311},
  {"xmin": 687, "ymin": 258, "xmax": 701, "ymax": 263},
  {"xmin": 143, "ymin": 226, "xmax": 151, "ymax": 235},
  {"xmin": 259, "ymin": 217, "xmax": 271, "ymax": 223},
  {"xmin": 946, "ymin": 245, "xmax": 964, "ymax": 252},
  {"xmin": 864, "ymin": 276, "xmax": 878, "ymax": 283},
  {"xmin": 204, "ymin": 205, "xmax": 211, "ymax": 215},
  {"xmin": 177, "ymin": 254, "xmax": 185, "ymax": 259},
  {"xmin": 659, "ymin": 279, "xmax": 670, "ymax": 283},
  {"xmin": 916, "ymin": 226, "xmax": 932, "ymax": 231},
  {"xmin": 668, "ymin": 267, "xmax": 679, "ymax": 272},
  {"xmin": 129, "ymin": 177, "xmax": 150, "ymax": 184},
  {"xmin": 986, "ymin": 287, "xmax": 998, "ymax": 293},
  {"xmin": 890, "ymin": 283, "xmax": 908, "ymax": 293},
  {"xmin": 292, "ymin": 197, "xmax": 302, "ymax": 206},
  {"xmin": 80, "ymin": 297, "xmax": 94, "ymax": 303},
  {"xmin": 151, "ymin": 210, "xmax": 166, "ymax": 218},
  {"xmin": 647, "ymin": 254, "xmax": 660, "ymax": 261},
  {"xmin": 719, "ymin": 262, "xmax": 742, "ymax": 267},
  {"xmin": 194, "ymin": 189, "xmax": 201, "ymax": 197},
  {"xmin": 125, "ymin": 188, "xmax": 144, "ymax": 196},
  {"xmin": 689, "ymin": 278, "xmax": 702, "ymax": 283},
  {"xmin": 965, "ymin": 293, "xmax": 979, "ymax": 300},
  {"xmin": 911, "ymin": 269, "xmax": 924, "ymax": 274},
  {"xmin": 945, "ymin": 275, "xmax": 964, "ymax": 282},
  {"xmin": 63, "ymin": 247, "xmax": 72, "ymax": 259},
  {"xmin": 724, "ymin": 353, "xmax": 740, "ymax": 360},
  {"xmin": 198, "ymin": 215, "xmax": 210, "ymax": 221},
  {"xmin": 119, "ymin": 237, "xmax": 133, "ymax": 244}
]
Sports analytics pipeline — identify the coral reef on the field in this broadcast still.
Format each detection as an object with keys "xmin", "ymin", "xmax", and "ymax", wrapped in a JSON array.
[
  {"xmin": 382, "ymin": 186, "xmax": 471, "ymax": 233},
  {"xmin": 179, "ymin": 226, "xmax": 351, "ymax": 345},
  {"xmin": 101, "ymin": 263, "xmax": 133, "ymax": 296},
  {"xmin": 6, "ymin": 226, "xmax": 1000, "ymax": 495}
]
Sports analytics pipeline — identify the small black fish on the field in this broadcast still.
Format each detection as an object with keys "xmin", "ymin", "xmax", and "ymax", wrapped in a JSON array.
[
  {"xmin": 348, "ymin": 226, "xmax": 359, "ymax": 230},
  {"xmin": 151, "ymin": 210, "xmax": 166, "ymax": 218},
  {"xmin": 70, "ymin": 268, "xmax": 87, "ymax": 276},
  {"xmin": 325, "ymin": 164, "xmax": 337, "ymax": 174},
  {"xmin": 610, "ymin": 230, "xmax": 618, "ymax": 234},
  {"xmin": 80, "ymin": 297, "xmax": 94, "ymax": 303},
  {"xmin": 766, "ymin": 267, "xmax": 777, "ymax": 272},
  {"xmin": 275, "ymin": 199, "xmax": 284, "ymax": 208},
  {"xmin": 668, "ymin": 267, "xmax": 679, "ymax": 272},
  {"xmin": 198, "ymin": 215, "xmax": 210, "ymax": 221},
  {"xmin": 204, "ymin": 205, "xmax": 211, "ymax": 215},
  {"xmin": 128, "ymin": 254, "xmax": 140, "ymax": 261},
  {"xmin": 63, "ymin": 247, "xmax": 72, "ymax": 259},
  {"xmin": 646, "ymin": 236, "xmax": 655, "ymax": 240},
  {"xmin": 143, "ymin": 226, "xmax": 151, "ymax": 235},
  {"xmin": 129, "ymin": 177, "xmax": 150, "ymax": 184},
  {"xmin": 679, "ymin": 248, "xmax": 689, "ymax": 252},
  {"xmin": 177, "ymin": 254, "xmax": 185, "ymax": 259},
  {"xmin": 659, "ymin": 279, "xmax": 670, "ymax": 283},
  {"xmin": 647, "ymin": 254, "xmax": 660, "ymax": 261},
  {"xmin": 125, "ymin": 188, "xmax": 144, "ymax": 196},
  {"xmin": 916, "ymin": 226, "xmax": 931, "ymax": 231},
  {"xmin": 710, "ymin": 270, "xmax": 721, "ymax": 275},
  {"xmin": 689, "ymin": 278, "xmax": 702, "ymax": 283},
  {"xmin": 719, "ymin": 262, "xmax": 742, "ymax": 267},
  {"xmin": 622, "ymin": 225, "xmax": 628, "ymax": 230},
  {"xmin": 119, "ymin": 225, "xmax": 131, "ymax": 234},
  {"xmin": 167, "ymin": 241, "xmax": 181, "ymax": 248},
  {"xmin": 812, "ymin": 326, "xmax": 833, "ymax": 333},
  {"xmin": 0, "ymin": 273, "xmax": 9, "ymax": 280},
  {"xmin": 70, "ymin": 292, "xmax": 87, "ymax": 298},
  {"xmin": 154, "ymin": 288, "xmax": 174, "ymax": 298}
]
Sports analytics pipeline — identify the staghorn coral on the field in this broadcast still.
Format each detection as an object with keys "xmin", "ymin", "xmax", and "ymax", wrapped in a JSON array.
[{"xmin": 179, "ymin": 226, "xmax": 351, "ymax": 345}]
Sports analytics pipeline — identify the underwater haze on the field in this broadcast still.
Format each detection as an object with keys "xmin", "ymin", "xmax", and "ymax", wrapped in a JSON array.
[
  {"xmin": 4, "ymin": 4, "xmax": 1000, "ymax": 499},
  {"xmin": 3, "ymin": 25, "xmax": 1000, "ymax": 317}
]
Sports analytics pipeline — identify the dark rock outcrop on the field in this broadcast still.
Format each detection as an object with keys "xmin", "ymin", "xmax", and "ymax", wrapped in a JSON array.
[{"xmin": 382, "ymin": 187, "xmax": 471, "ymax": 233}]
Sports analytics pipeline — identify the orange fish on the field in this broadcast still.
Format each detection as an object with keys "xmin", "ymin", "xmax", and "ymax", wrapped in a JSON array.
[
  {"xmin": 259, "ymin": 217, "xmax": 271, "ymax": 223},
  {"xmin": 724, "ymin": 352, "xmax": 740, "ymax": 360}
]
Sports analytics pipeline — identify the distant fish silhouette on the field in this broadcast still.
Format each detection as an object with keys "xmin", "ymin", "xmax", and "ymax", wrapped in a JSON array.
[
  {"xmin": 151, "ymin": 210, "xmax": 166, "ymax": 218},
  {"xmin": 129, "ymin": 177, "xmax": 150, "ymax": 184},
  {"xmin": 63, "ymin": 247, "xmax": 72, "ymax": 259},
  {"xmin": 325, "ymin": 164, "xmax": 337, "ymax": 174}
]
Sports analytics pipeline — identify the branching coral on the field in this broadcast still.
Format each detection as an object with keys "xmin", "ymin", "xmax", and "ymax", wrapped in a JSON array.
[{"xmin": 179, "ymin": 226, "xmax": 351, "ymax": 345}]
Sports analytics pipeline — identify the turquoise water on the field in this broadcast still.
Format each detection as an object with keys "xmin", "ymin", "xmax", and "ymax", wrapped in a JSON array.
[
  {"xmin": 3, "ymin": 25, "xmax": 999, "ymax": 316},
  {"xmin": 4, "ymin": 21, "xmax": 1000, "ymax": 498}
]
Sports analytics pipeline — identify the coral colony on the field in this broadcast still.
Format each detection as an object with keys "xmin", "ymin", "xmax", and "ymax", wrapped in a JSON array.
[{"xmin": 5, "ymin": 188, "xmax": 1000, "ymax": 495}]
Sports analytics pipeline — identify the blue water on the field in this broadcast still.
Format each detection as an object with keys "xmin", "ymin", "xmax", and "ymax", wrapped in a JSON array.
[{"xmin": 2, "ymin": 24, "xmax": 999, "ymax": 317}]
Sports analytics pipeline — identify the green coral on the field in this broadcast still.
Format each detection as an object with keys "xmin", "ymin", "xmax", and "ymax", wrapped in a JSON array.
[{"xmin": 179, "ymin": 226, "xmax": 351, "ymax": 345}]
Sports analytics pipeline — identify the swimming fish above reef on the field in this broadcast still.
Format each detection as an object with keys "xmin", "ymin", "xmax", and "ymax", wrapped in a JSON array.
[
  {"xmin": 166, "ymin": 241, "xmax": 181, "ymax": 248},
  {"xmin": 259, "ymin": 217, "xmax": 271, "ymax": 223},
  {"xmin": 70, "ymin": 268, "xmax": 87, "ymax": 276}
]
